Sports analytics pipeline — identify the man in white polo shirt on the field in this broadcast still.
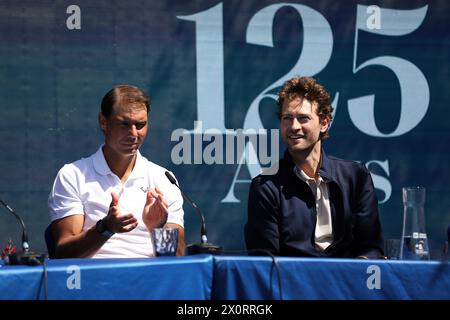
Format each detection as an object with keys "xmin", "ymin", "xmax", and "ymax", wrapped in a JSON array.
[{"xmin": 48, "ymin": 85, "xmax": 184, "ymax": 258}]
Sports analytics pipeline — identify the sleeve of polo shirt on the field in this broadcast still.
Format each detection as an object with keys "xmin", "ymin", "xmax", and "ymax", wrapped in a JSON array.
[{"xmin": 48, "ymin": 164, "xmax": 84, "ymax": 222}]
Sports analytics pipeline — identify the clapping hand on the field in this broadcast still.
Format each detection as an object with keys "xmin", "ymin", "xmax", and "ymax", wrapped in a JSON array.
[
  {"xmin": 142, "ymin": 187, "xmax": 168, "ymax": 230},
  {"xmin": 104, "ymin": 191, "xmax": 139, "ymax": 233}
]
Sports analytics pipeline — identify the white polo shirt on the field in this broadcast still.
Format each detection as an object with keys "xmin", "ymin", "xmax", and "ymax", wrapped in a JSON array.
[{"xmin": 48, "ymin": 146, "xmax": 184, "ymax": 258}]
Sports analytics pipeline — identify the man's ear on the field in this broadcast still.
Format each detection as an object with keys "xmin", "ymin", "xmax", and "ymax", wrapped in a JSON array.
[
  {"xmin": 98, "ymin": 112, "xmax": 107, "ymax": 132},
  {"xmin": 320, "ymin": 116, "xmax": 330, "ymax": 133}
]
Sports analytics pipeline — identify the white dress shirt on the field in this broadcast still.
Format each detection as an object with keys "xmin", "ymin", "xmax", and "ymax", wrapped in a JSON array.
[{"xmin": 294, "ymin": 166, "xmax": 333, "ymax": 250}]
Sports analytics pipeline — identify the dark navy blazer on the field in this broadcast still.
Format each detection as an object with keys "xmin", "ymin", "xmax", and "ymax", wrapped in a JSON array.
[{"xmin": 245, "ymin": 150, "xmax": 384, "ymax": 258}]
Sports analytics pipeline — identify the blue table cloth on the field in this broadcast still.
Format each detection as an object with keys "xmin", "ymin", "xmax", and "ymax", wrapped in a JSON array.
[
  {"xmin": 0, "ymin": 254, "xmax": 213, "ymax": 300},
  {"xmin": 212, "ymin": 256, "xmax": 450, "ymax": 300}
]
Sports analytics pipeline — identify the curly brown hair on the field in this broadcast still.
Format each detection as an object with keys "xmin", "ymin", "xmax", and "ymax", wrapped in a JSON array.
[{"xmin": 277, "ymin": 76, "xmax": 333, "ymax": 139}]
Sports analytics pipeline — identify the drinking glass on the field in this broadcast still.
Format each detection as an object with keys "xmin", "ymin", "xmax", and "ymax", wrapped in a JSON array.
[{"xmin": 151, "ymin": 228, "xmax": 178, "ymax": 256}]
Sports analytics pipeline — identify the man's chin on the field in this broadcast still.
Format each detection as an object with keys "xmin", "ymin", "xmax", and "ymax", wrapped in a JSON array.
[
  {"xmin": 287, "ymin": 144, "xmax": 312, "ymax": 156},
  {"xmin": 122, "ymin": 147, "xmax": 139, "ymax": 156},
  {"xmin": 287, "ymin": 143, "xmax": 305, "ymax": 152}
]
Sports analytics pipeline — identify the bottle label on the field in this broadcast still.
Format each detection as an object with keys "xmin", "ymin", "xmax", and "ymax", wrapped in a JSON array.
[{"xmin": 412, "ymin": 232, "xmax": 427, "ymax": 239}]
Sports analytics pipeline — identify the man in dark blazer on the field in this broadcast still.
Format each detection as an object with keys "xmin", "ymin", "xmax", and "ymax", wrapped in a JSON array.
[{"xmin": 245, "ymin": 76, "xmax": 384, "ymax": 259}]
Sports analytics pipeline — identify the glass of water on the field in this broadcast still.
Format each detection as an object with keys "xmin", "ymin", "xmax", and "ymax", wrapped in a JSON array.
[{"xmin": 151, "ymin": 227, "xmax": 178, "ymax": 256}]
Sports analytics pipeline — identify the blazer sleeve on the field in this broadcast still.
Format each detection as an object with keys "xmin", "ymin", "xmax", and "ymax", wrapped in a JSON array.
[
  {"xmin": 352, "ymin": 166, "xmax": 385, "ymax": 258},
  {"xmin": 245, "ymin": 177, "xmax": 280, "ymax": 255}
]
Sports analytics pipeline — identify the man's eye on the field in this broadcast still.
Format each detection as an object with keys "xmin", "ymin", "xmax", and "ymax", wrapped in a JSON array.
[
  {"xmin": 119, "ymin": 122, "xmax": 146, "ymax": 129},
  {"xmin": 135, "ymin": 123, "xmax": 146, "ymax": 130}
]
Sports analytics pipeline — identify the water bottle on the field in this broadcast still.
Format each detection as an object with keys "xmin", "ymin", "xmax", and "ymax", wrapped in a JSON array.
[{"xmin": 400, "ymin": 186, "xmax": 430, "ymax": 260}]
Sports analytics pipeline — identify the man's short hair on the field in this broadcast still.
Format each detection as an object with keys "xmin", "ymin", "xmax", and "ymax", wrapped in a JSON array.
[{"xmin": 101, "ymin": 85, "xmax": 150, "ymax": 118}]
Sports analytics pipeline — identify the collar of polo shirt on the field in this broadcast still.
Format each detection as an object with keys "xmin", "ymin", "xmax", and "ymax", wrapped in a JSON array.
[{"xmin": 92, "ymin": 144, "xmax": 147, "ymax": 180}]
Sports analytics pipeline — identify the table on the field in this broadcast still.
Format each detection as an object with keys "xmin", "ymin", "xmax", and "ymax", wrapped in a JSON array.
[
  {"xmin": 0, "ymin": 255, "xmax": 213, "ymax": 300},
  {"xmin": 212, "ymin": 256, "xmax": 450, "ymax": 300},
  {"xmin": 1, "ymin": 255, "xmax": 449, "ymax": 300}
]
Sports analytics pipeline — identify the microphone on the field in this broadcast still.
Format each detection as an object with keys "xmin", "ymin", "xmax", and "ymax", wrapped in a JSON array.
[
  {"xmin": 0, "ymin": 198, "xmax": 46, "ymax": 265},
  {"xmin": 165, "ymin": 171, "xmax": 222, "ymax": 255}
]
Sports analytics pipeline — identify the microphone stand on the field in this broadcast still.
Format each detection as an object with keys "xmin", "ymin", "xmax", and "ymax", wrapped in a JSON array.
[
  {"xmin": 165, "ymin": 172, "xmax": 222, "ymax": 255},
  {"xmin": 177, "ymin": 186, "xmax": 222, "ymax": 255},
  {"xmin": 1, "ymin": 199, "xmax": 47, "ymax": 265}
]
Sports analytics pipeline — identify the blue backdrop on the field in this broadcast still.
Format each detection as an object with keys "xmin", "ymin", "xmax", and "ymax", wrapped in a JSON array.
[{"xmin": 1, "ymin": 0, "xmax": 449, "ymax": 258}]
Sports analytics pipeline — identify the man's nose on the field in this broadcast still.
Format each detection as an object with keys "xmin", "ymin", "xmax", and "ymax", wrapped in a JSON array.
[
  {"xmin": 129, "ymin": 124, "xmax": 138, "ymax": 137},
  {"xmin": 291, "ymin": 117, "xmax": 302, "ymax": 130}
]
